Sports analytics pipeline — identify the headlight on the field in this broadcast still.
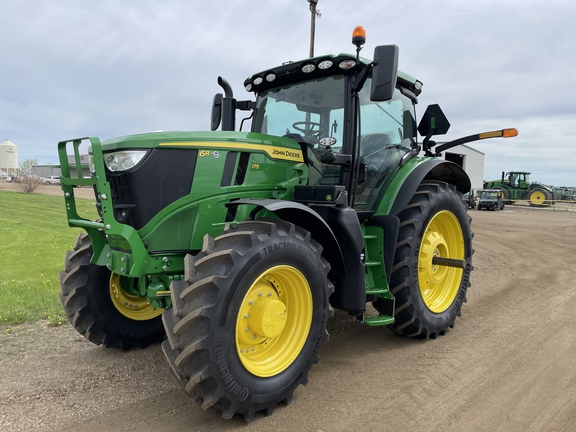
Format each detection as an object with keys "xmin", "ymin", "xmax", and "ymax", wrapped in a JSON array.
[{"xmin": 104, "ymin": 150, "xmax": 148, "ymax": 172}]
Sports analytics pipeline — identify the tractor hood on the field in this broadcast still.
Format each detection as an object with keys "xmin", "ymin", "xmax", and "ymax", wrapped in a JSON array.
[{"xmin": 100, "ymin": 130, "xmax": 304, "ymax": 164}]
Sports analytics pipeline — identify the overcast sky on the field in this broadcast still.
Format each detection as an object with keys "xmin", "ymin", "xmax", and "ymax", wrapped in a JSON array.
[{"xmin": 2, "ymin": 0, "xmax": 575, "ymax": 186}]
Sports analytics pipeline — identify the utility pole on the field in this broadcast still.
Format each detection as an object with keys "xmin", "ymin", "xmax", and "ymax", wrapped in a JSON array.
[{"xmin": 308, "ymin": 0, "xmax": 321, "ymax": 57}]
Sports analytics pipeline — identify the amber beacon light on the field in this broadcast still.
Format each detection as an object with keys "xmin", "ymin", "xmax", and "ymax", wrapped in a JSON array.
[{"xmin": 352, "ymin": 26, "xmax": 366, "ymax": 47}]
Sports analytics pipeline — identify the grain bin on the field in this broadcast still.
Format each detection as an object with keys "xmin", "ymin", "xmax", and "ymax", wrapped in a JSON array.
[{"xmin": 0, "ymin": 139, "xmax": 18, "ymax": 176}]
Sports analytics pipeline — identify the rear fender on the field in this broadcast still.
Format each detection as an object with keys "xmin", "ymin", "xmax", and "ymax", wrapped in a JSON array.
[{"xmin": 389, "ymin": 160, "xmax": 471, "ymax": 216}]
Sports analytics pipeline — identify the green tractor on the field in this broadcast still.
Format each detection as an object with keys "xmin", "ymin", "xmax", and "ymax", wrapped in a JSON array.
[
  {"xmin": 57, "ymin": 28, "xmax": 517, "ymax": 420},
  {"xmin": 483, "ymin": 170, "xmax": 558, "ymax": 206}
]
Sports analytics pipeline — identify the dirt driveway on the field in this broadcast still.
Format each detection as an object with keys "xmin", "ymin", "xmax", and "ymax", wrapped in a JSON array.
[{"xmin": 1, "ymin": 194, "xmax": 575, "ymax": 431}]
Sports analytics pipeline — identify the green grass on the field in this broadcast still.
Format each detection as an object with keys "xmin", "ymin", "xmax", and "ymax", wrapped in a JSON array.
[{"xmin": 0, "ymin": 190, "xmax": 98, "ymax": 325}]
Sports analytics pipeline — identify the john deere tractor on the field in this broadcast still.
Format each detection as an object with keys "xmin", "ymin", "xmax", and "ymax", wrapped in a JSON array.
[
  {"xmin": 483, "ymin": 170, "xmax": 559, "ymax": 206},
  {"xmin": 57, "ymin": 28, "xmax": 517, "ymax": 420}
]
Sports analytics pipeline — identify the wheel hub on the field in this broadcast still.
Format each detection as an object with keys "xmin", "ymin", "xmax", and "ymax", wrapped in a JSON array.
[
  {"xmin": 420, "ymin": 231, "xmax": 449, "ymax": 286},
  {"xmin": 248, "ymin": 298, "xmax": 288, "ymax": 338},
  {"xmin": 109, "ymin": 274, "xmax": 163, "ymax": 321}
]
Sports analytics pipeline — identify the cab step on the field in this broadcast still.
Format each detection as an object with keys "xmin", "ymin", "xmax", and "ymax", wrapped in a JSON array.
[
  {"xmin": 365, "ymin": 286, "xmax": 388, "ymax": 295},
  {"xmin": 362, "ymin": 314, "xmax": 395, "ymax": 327}
]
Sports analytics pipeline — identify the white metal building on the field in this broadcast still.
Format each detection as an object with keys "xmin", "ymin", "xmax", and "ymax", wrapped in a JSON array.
[{"xmin": 441, "ymin": 144, "xmax": 485, "ymax": 193}]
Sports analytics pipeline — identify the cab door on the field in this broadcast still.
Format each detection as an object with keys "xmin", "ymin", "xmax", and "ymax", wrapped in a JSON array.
[{"xmin": 354, "ymin": 83, "xmax": 417, "ymax": 213}]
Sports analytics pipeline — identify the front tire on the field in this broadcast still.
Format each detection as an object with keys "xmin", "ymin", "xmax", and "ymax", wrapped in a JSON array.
[
  {"xmin": 59, "ymin": 233, "xmax": 165, "ymax": 349},
  {"xmin": 380, "ymin": 181, "xmax": 473, "ymax": 339},
  {"xmin": 162, "ymin": 219, "xmax": 333, "ymax": 421}
]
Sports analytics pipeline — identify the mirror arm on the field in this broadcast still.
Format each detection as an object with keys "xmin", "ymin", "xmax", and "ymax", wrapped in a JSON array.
[
  {"xmin": 320, "ymin": 146, "xmax": 352, "ymax": 168},
  {"xmin": 352, "ymin": 65, "xmax": 370, "ymax": 93},
  {"xmin": 236, "ymin": 100, "xmax": 256, "ymax": 111},
  {"xmin": 434, "ymin": 135, "xmax": 474, "ymax": 156},
  {"xmin": 422, "ymin": 132, "xmax": 436, "ymax": 156}
]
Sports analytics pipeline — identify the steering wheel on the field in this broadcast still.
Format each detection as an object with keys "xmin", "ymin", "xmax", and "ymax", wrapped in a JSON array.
[{"xmin": 292, "ymin": 121, "xmax": 327, "ymax": 140}]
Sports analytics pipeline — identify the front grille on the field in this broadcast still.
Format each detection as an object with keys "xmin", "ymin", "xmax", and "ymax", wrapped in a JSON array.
[{"xmin": 107, "ymin": 148, "xmax": 197, "ymax": 229}]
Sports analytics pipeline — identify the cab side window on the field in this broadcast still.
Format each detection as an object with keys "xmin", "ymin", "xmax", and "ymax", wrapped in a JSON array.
[{"xmin": 355, "ymin": 85, "xmax": 416, "ymax": 211}]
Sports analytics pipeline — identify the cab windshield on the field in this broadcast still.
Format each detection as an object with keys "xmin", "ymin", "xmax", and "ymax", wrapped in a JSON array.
[{"xmin": 252, "ymin": 75, "xmax": 345, "ymax": 149}]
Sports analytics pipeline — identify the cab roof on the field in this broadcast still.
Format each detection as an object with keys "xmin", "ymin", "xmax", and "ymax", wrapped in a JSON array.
[{"xmin": 244, "ymin": 52, "xmax": 421, "ymax": 96}]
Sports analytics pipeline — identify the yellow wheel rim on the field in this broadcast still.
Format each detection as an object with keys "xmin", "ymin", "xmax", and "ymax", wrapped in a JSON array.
[
  {"xmin": 236, "ymin": 265, "xmax": 313, "ymax": 377},
  {"xmin": 418, "ymin": 211, "xmax": 464, "ymax": 313},
  {"xmin": 530, "ymin": 190, "xmax": 546, "ymax": 205},
  {"xmin": 109, "ymin": 274, "xmax": 163, "ymax": 321}
]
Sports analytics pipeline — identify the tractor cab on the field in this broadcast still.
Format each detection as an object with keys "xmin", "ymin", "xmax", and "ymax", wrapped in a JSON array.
[
  {"xmin": 503, "ymin": 171, "xmax": 531, "ymax": 189},
  {"xmin": 214, "ymin": 28, "xmax": 428, "ymax": 215}
]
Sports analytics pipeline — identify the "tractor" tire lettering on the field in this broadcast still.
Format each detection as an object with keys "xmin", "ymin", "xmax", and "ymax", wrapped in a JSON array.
[{"xmin": 261, "ymin": 242, "xmax": 298, "ymax": 257}]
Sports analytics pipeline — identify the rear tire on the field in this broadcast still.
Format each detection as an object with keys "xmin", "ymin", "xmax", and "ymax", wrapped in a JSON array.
[
  {"xmin": 379, "ymin": 181, "xmax": 473, "ymax": 339},
  {"xmin": 59, "ymin": 233, "xmax": 165, "ymax": 349},
  {"xmin": 162, "ymin": 219, "xmax": 333, "ymax": 421},
  {"xmin": 529, "ymin": 188, "xmax": 552, "ymax": 207}
]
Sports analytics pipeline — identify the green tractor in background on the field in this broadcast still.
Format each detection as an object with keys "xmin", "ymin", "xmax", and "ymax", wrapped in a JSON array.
[
  {"xmin": 483, "ymin": 170, "xmax": 559, "ymax": 206},
  {"xmin": 57, "ymin": 28, "xmax": 517, "ymax": 420}
]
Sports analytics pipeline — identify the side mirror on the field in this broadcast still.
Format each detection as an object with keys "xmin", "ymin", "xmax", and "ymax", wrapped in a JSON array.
[
  {"xmin": 417, "ymin": 104, "xmax": 450, "ymax": 138},
  {"xmin": 370, "ymin": 45, "xmax": 399, "ymax": 101},
  {"xmin": 210, "ymin": 93, "xmax": 223, "ymax": 131},
  {"xmin": 417, "ymin": 104, "xmax": 451, "ymax": 156}
]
